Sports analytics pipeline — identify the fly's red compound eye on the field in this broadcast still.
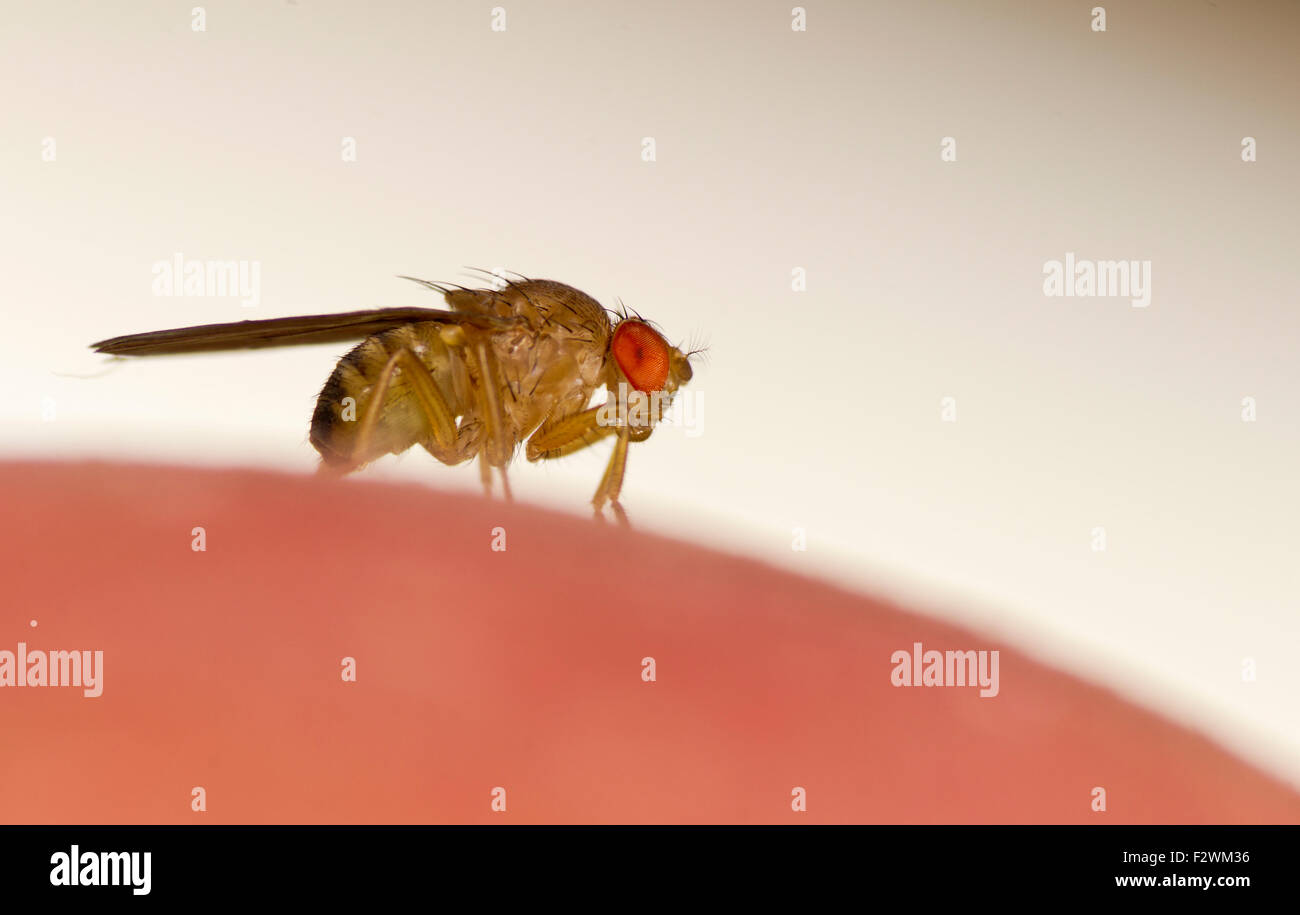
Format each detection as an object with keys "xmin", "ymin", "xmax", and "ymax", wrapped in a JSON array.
[{"xmin": 611, "ymin": 320, "xmax": 671, "ymax": 392}]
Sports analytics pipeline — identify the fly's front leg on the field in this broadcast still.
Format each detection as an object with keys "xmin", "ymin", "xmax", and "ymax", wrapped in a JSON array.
[
  {"xmin": 526, "ymin": 405, "xmax": 632, "ymax": 526},
  {"xmin": 525, "ymin": 406, "xmax": 615, "ymax": 461},
  {"xmin": 592, "ymin": 427, "xmax": 631, "ymax": 526}
]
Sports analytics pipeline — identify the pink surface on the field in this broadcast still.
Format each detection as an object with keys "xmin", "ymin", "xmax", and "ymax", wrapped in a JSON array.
[{"xmin": 1, "ymin": 461, "xmax": 1296, "ymax": 823}]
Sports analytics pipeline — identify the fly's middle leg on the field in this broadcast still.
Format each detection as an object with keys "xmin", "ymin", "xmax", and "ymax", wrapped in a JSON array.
[{"xmin": 464, "ymin": 334, "xmax": 515, "ymax": 502}]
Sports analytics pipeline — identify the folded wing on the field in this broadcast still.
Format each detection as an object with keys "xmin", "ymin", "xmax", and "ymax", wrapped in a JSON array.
[{"xmin": 91, "ymin": 307, "xmax": 514, "ymax": 356}]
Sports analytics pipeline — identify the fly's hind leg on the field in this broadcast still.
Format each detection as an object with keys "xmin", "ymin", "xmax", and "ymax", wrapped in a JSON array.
[
  {"xmin": 418, "ymin": 412, "xmax": 513, "ymax": 500},
  {"xmin": 346, "ymin": 346, "xmax": 460, "ymax": 473}
]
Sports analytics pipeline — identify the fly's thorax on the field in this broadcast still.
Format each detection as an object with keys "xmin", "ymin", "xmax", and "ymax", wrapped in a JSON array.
[
  {"xmin": 449, "ymin": 279, "xmax": 613, "ymax": 432},
  {"xmin": 515, "ymin": 280, "xmax": 611, "ymax": 336},
  {"xmin": 451, "ymin": 278, "xmax": 612, "ymax": 343},
  {"xmin": 492, "ymin": 323, "xmax": 605, "ymax": 439}
]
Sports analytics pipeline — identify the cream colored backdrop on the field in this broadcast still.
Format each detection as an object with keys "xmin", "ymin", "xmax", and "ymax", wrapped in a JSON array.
[{"xmin": 2, "ymin": 1, "xmax": 1297, "ymax": 783}]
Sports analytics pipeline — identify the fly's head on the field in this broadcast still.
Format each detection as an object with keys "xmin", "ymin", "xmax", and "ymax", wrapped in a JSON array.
[{"xmin": 604, "ymin": 317, "xmax": 694, "ymax": 440}]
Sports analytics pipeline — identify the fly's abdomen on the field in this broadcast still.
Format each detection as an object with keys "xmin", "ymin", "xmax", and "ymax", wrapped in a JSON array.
[{"xmin": 310, "ymin": 323, "xmax": 468, "ymax": 468}]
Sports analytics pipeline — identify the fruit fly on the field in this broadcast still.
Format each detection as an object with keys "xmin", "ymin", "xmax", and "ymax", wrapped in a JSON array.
[{"xmin": 91, "ymin": 274, "xmax": 697, "ymax": 523}]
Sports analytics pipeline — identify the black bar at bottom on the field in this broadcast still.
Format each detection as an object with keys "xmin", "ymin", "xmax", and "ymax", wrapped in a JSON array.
[{"xmin": 0, "ymin": 825, "xmax": 1289, "ymax": 900}]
